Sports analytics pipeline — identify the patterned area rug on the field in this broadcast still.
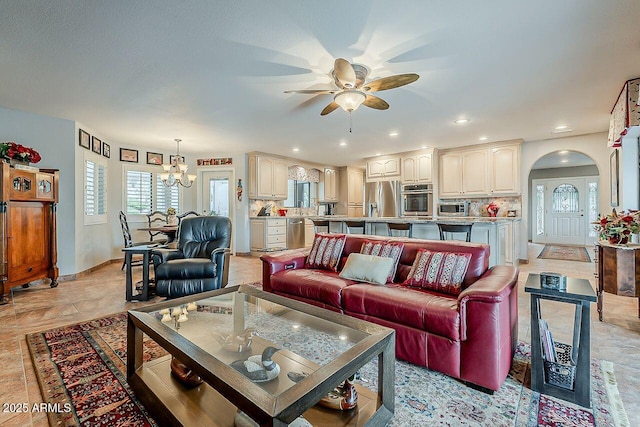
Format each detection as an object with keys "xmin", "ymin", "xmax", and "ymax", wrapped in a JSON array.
[
  {"xmin": 27, "ymin": 313, "xmax": 627, "ymax": 427},
  {"xmin": 538, "ymin": 245, "xmax": 592, "ymax": 262}
]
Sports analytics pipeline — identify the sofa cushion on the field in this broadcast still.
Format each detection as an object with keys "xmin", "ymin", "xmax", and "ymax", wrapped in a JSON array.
[
  {"xmin": 269, "ymin": 269, "xmax": 356, "ymax": 309},
  {"xmin": 305, "ymin": 233, "xmax": 346, "ymax": 272},
  {"xmin": 339, "ymin": 253, "xmax": 394, "ymax": 285},
  {"xmin": 342, "ymin": 284, "xmax": 461, "ymax": 341},
  {"xmin": 360, "ymin": 240, "xmax": 404, "ymax": 283},
  {"xmin": 403, "ymin": 249, "xmax": 472, "ymax": 296}
]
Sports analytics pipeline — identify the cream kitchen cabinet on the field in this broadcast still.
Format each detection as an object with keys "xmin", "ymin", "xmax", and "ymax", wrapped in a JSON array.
[
  {"xmin": 248, "ymin": 154, "xmax": 288, "ymax": 200},
  {"xmin": 319, "ymin": 167, "xmax": 338, "ymax": 202},
  {"xmin": 337, "ymin": 167, "xmax": 364, "ymax": 216},
  {"xmin": 366, "ymin": 157, "xmax": 401, "ymax": 181},
  {"xmin": 439, "ymin": 149, "xmax": 488, "ymax": 197},
  {"xmin": 489, "ymin": 144, "xmax": 520, "ymax": 195},
  {"xmin": 250, "ymin": 218, "xmax": 287, "ymax": 251},
  {"xmin": 402, "ymin": 152, "xmax": 433, "ymax": 183},
  {"xmin": 304, "ymin": 219, "xmax": 315, "ymax": 247}
]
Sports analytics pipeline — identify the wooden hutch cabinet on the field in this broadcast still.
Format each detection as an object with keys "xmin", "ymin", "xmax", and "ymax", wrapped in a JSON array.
[{"xmin": 0, "ymin": 162, "xmax": 59, "ymax": 304}]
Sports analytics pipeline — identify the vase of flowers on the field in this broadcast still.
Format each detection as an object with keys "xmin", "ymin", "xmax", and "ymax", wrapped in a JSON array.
[
  {"xmin": 593, "ymin": 209, "xmax": 640, "ymax": 245},
  {"xmin": 0, "ymin": 141, "xmax": 42, "ymax": 165},
  {"xmin": 166, "ymin": 207, "xmax": 178, "ymax": 225}
]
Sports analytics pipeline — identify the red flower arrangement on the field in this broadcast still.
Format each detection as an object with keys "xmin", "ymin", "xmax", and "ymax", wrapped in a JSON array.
[
  {"xmin": 0, "ymin": 141, "xmax": 41, "ymax": 164},
  {"xmin": 592, "ymin": 209, "xmax": 640, "ymax": 244}
]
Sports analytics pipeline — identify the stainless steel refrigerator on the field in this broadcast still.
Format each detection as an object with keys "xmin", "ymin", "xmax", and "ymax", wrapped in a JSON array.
[{"xmin": 364, "ymin": 181, "xmax": 401, "ymax": 217}]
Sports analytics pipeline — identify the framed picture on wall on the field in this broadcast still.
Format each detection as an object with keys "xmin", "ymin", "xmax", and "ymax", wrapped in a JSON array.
[
  {"xmin": 102, "ymin": 142, "xmax": 110, "ymax": 158},
  {"xmin": 147, "ymin": 152, "xmax": 163, "ymax": 165},
  {"xmin": 170, "ymin": 154, "xmax": 185, "ymax": 166},
  {"xmin": 92, "ymin": 136, "xmax": 102, "ymax": 154},
  {"xmin": 79, "ymin": 129, "xmax": 90, "ymax": 149},
  {"xmin": 610, "ymin": 149, "xmax": 619, "ymax": 207},
  {"xmin": 120, "ymin": 148, "xmax": 138, "ymax": 163}
]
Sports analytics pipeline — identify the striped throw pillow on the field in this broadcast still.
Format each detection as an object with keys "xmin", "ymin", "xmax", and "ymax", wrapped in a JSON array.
[
  {"xmin": 305, "ymin": 233, "xmax": 347, "ymax": 272},
  {"xmin": 360, "ymin": 240, "xmax": 404, "ymax": 283},
  {"xmin": 403, "ymin": 249, "xmax": 472, "ymax": 296}
]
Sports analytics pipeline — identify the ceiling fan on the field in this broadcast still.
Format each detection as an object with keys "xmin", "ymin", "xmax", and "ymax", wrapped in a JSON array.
[{"xmin": 285, "ymin": 58, "xmax": 419, "ymax": 116}]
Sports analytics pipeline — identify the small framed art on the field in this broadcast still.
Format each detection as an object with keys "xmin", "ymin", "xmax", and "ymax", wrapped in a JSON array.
[
  {"xmin": 92, "ymin": 136, "xmax": 102, "ymax": 155},
  {"xmin": 170, "ymin": 155, "xmax": 185, "ymax": 166},
  {"xmin": 102, "ymin": 142, "xmax": 110, "ymax": 158},
  {"xmin": 79, "ymin": 129, "xmax": 90, "ymax": 149},
  {"xmin": 147, "ymin": 152, "xmax": 163, "ymax": 165},
  {"xmin": 120, "ymin": 148, "xmax": 139, "ymax": 163}
]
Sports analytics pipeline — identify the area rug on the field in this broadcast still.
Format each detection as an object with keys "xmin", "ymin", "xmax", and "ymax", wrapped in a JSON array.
[
  {"xmin": 538, "ymin": 245, "xmax": 592, "ymax": 262},
  {"xmin": 27, "ymin": 313, "xmax": 628, "ymax": 427}
]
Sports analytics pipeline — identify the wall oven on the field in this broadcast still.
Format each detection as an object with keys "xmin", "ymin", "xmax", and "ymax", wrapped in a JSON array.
[{"xmin": 401, "ymin": 184, "xmax": 433, "ymax": 216}]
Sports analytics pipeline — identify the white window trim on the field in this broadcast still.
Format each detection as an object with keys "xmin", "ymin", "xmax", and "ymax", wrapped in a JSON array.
[
  {"xmin": 84, "ymin": 150, "xmax": 108, "ymax": 225},
  {"xmin": 122, "ymin": 163, "xmax": 183, "ymax": 222}
]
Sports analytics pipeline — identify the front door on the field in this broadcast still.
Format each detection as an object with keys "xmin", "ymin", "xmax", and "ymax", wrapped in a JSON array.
[
  {"xmin": 200, "ymin": 170, "xmax": 234, "ymax": 253},
  {"xmin": 546, "ymin": 178, "xmax": 587, "ymax": 245}
]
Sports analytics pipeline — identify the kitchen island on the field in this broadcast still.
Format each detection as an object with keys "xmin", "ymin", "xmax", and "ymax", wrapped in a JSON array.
[{"xmin": 308, "ymin": 215, "xmax": 521, "ymax": 267}]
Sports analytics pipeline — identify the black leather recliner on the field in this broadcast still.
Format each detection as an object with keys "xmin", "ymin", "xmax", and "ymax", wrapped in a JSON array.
[{"xmin": 151, "ymin": 216, "xmax": 231, "ymax": 298}]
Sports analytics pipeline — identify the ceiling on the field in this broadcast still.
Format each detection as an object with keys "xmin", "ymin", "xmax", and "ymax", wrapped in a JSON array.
[{"xmin": 1, "ymin": 1, "xmax": 640, "ymax": 166}]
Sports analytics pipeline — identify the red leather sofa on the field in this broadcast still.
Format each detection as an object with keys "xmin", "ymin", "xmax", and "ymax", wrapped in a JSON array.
[{"xmin": 260, "ymin": 234, "xmax": 519, "ymax": 392}]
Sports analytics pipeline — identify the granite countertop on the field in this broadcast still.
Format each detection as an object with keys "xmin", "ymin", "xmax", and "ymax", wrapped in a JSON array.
[{"xmin": 306, "ymin": 216, "xmax": 521, "ymax": 223}]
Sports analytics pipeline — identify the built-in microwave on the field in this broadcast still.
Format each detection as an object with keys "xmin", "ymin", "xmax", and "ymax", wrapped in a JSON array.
[
  {"xmin": 438, "ymin": 201, "xmax": 469, "ymax": 217},
  {"xmin": 401, "ymin": 184, "xmax": 433, "ymax": 216}
]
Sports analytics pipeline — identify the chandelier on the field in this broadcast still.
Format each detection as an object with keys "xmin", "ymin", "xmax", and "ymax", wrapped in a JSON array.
[{"xmin": 160, "ymin": 139, "xmax": 196, "ymax": 188}]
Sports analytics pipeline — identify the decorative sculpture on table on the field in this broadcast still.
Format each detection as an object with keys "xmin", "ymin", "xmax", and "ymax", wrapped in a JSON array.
[
  {"xmin": 214, "ymin": 327, "xmax": 257, "ymax": 352},
  {"xmin": 170, "ymin": 357, "xmax": 203, "ymax": 388},
  {"xmin": 230, "ymin": 346, "xmax": 281, "ymax": 382},
  {"xmin": 287, "ymin": 372, "xmax": 358, "ymax": 410}
]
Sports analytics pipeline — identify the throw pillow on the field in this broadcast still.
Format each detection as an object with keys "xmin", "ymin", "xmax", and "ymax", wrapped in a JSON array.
[
  {"xmin": 339, "ymin": 253, "xmax": 395, "ymax": 285},
  {"xmin": 403, "ymin": 249, "xmax": 472, "ymax": 296},
  {"xmin": 360, "ymin": 240, "xmax": 404, "ymax": 283},
  {"xmin": 305, "ymin": 233, "xmax": 347, "ymax": 272}
]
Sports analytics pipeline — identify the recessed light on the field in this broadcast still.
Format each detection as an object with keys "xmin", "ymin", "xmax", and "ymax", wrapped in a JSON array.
[
  {"xmin": 420, "ymin": 145, "xmax": 428, "ymax": 149},
  {"xmin": 559, "ymin": 150, "xmax": 569, "ymax": 154},
  {"xmin": 552, "ymin": 128, "xmax": 573, "ymax": 134},
  {"xmin": 555, "ymin": 125, "xmax": 569, "ymax": 130},
  {"xmin": 479, "ymin": 136, "xmax": 488, "ymax": 141},
  {"xmin": 454, "ymin": 118, "xmax": 469, "ymax": 124},
  {"xmin": 375, "ymin": 153, "xmax": 382, "ymax": 156},
  {"xmin": 292, "ymin": 148, "xmax": 300, "ymax": 152},
  {"xmin": 389, "ymin": 131, "xmax": 399, "ymax": 137},
  {"xmin": 339, "ymin": 141, "xmax": 347, "ymax": 146},
  {"xmin": 561, "ymin": 159, "xmax": 568, "ymax": 163}
]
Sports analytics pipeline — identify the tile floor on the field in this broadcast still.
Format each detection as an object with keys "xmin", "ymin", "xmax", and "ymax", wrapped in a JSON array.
[{"xmin": 0, "ymin": 244, "xmax": 638, "ymax": 426}]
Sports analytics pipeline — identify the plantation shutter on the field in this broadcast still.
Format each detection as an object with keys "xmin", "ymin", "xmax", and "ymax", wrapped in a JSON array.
[
  {"xmin": 126, "ymin": 170, "xmax": 153, "ymax": 215},
  {"xmin": 156, "ymin": 176, "xmax": 180, "ymax": 213}
]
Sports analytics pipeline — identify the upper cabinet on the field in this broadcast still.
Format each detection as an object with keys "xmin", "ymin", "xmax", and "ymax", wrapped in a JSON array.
[
  {"xmin": 439, "ymin": 141, "xmax": 521, "ymax": 198},
  {"xmin": 319, "ymin": 167, "xmax": 339, "ymax": 202},
  {"xmin": 402, "ymin": 151, "xmax": 433, "ymax": 183},
  {"xmin": 366, "ymin": 157, "xmax": 401, "ymax": 181},
  {"xmin": 248, "ymin": 154, "xmax": 288, "ymax": 200}
]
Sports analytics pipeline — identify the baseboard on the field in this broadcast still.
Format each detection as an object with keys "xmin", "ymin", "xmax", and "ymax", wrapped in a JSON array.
[
  {"xmin": 59, "ymin": 259, "xmax": 121, "ymax": 282},
  {"xmin": 517, "ymin": 258, "xmax": 529, "ymax": 264}
]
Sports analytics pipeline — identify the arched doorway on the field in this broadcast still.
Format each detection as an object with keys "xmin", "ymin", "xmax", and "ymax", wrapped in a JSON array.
[{"xmin": 529, "ymin": 150, "xmax": 599, "ymax": 246}]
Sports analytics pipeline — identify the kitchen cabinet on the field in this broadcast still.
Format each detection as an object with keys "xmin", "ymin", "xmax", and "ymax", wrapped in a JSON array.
[
  {"xmin": 439, "ymin": 142, "xmax": 521, "ymax": 198},
  {"xmin": 337, "ymin": 167, "xmax": 364, "ymax": 217},
  {"xmin": 1, "ymin": 163, "xmax": 59, "ymax": 304},
  {"xmin": 250, "ymin": 218, "xmax": 287, "ymax": 251},
  {"xmin": 319, "ymin": 168, "xmax": 338, "ymax": 202},
  {"xmin": 402, "ymin": 151, "xmax": 433, "ymax": 183},
  {"xmin": 304, "ymin": 219, "xmax": 315, "ymax": 247},
  {"xmin": 489, "ymin": 144, "xmax": 520, "ymax": 195},
  {"xmin": 248, "ymin": 154, "xmax": 288, "ymax": 200},
  {"xmin": 366, "ymin": 157, "xmax": 401, "ymax": 181}
]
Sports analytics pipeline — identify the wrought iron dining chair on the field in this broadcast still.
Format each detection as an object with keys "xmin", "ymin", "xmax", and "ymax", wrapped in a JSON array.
[
  {"xmin": 145, "ymin": 211, "xmax": 169, "ymax": 243},
  {"xmin": 119, "ymin": 211, "xmax": 154, "ymax": 270},
  {"xmin": 177, "ymin": 210, "xmax": 200, "ymax": 225}
]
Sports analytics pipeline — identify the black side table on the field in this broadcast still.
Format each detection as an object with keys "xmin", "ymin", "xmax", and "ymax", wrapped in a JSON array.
[
  {"xmin": 123, "ymin": 245, "xmax": 154, "ymax": 301},
  {"xmin": 525, "ymin": 273, "xmax": 596, "ymax": 408}
]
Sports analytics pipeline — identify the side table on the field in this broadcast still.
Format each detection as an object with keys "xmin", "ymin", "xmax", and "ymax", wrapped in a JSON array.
[
  {"xmin": 524, "ymin": 273, "xmax": 596, "ymax": 408},
  {"xmin": 123, "ymin": 245, "xmax": 154, "ymax": 301}
]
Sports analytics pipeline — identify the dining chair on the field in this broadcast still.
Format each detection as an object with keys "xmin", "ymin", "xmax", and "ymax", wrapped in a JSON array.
[
  {"xmin": 119, "ymin": 211, "xmax": 154, "ymax": 270},
  {"xmin": 146, "ymin": 211, "xmax": 169, "ymax": 243},
  {"xmin": 177, "ymin": 210, "xmax": 200, "ymax": 225}
]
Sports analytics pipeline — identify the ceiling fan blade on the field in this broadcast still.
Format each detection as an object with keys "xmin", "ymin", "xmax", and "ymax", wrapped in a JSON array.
[
  {"xmin": 363, "ymin": 73, "xmax": 419, "ymax": 92},
  {"xmin": 334, "ymin": 58, "xmax": 357, "ymax": 88},
  {"xmin": 284, "ymin": 89, "xmax": 338, "ymax": 95},
  {"xmin": 363, "ymin": 94, "xmax": 389, "ymax": 110},
  {"xmin": 320, "ymin": 101, "xmax": 340, "ymax": 116}
]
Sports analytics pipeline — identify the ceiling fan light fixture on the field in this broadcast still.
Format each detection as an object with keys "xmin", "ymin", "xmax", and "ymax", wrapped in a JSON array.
[{"xmin": 334, "ymin": 90, "xmax": 366, "ymax": 112}]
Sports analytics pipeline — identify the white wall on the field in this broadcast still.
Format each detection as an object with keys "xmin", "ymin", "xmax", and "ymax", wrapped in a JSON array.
[
  {"xmin": 520, "ymin": 132, "xmax": 611, "ymax": 260},
  {"xmin": 0, "ymin": 106, "xmax": 77, "ymax": 275}
]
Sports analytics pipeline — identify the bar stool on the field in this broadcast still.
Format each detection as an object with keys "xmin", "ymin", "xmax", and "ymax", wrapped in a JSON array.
[
  {"xmin": 311, "ymin": 219, "xmax": 330, "ymax": 234},
  {"xmin": 344, "ymin": 220, "xmax": 366, "ymax": 235},
  {"xmin": 437, "ymin": 223, "xmax": 473, "ymax": 242},
  {"xmin": 387, "ymin": 222, "xmax": 413, "ymax": 238}
]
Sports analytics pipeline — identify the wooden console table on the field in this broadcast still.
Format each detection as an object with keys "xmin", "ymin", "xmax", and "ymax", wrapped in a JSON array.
[{"xmin": 594, "ymin": 242, "xmax": 640, "ymax": 321}]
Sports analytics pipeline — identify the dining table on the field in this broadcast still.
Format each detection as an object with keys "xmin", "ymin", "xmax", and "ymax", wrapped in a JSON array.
[{"xmin": 138, "ymin": 225, "xmax": 179, "ymax": 243}]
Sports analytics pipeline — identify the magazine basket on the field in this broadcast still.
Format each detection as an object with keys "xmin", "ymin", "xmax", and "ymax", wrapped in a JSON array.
[{"xmin": 543, "ymin": 341, "xmax": 576, "ymax": 390}]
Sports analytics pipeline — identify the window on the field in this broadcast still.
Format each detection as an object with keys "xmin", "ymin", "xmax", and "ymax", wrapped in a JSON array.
[
  {"xmin": 84, "ymin": 155, "xmax": 107, "ymax": 224},
  {"xmin": 588, "ymin": 180, "xmax": 598, "ymax": 238},
  {"xmin": 536, "ymin": 184, "xmax": 544, "ymax": 236},
  {"xmin": 552, "ymin": 183, "xmax": 579, "ymax": 213},
  {"xmin": 124, "ymin": 165, "xmax": 180, "ymax": 216}
]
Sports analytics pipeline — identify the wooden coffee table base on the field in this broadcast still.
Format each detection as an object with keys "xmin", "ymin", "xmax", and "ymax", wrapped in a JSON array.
[{"xmin": 131, "ymin": 355, "xmax": 382, "ymax": 427}]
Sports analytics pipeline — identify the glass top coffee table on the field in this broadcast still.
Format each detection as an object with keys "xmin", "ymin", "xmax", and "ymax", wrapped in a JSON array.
[{"xmin": 127, "ymin": 285, "xmax": 395, "ymax": 426}]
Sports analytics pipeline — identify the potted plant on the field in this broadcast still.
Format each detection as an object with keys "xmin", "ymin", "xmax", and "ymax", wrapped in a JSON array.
[
  {"xmin": 167, "ymin": 207, "xmax": 178, "ymax": 225},
  {"xmin": 593, "ymin": 209, "xmax": 640, "ymax": 244}
]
